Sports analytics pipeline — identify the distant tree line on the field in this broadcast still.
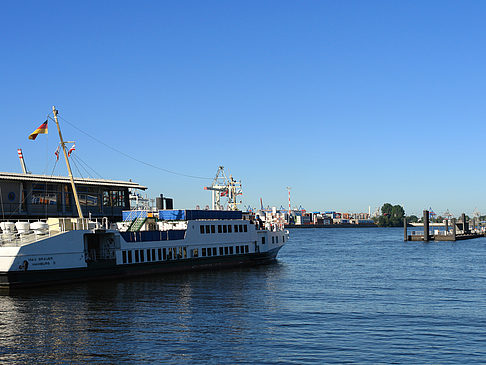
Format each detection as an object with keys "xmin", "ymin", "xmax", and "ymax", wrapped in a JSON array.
[
  {"xmin": 373, "ymin": 203, "xmax": 475, "ymax": 227},
  {"xmin": 374, "ymin": 203, "xmax": 406, "ymax": 227}
]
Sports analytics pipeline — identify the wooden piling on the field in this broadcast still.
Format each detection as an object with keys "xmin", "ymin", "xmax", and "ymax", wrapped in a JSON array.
[{"xmin": 404, "ymin": 217, "xmax": 407, "ymax": 241}]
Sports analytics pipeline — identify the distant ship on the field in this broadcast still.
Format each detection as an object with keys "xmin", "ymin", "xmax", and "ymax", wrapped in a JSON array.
[{"xmin": 0, "ymin": 107, "xmax": 288, "ymax": 289}]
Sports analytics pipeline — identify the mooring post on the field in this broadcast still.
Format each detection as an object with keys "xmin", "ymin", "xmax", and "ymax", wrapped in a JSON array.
[
  {"xmin": 452, "ymin": 218, "xmax": 456, "ymax": 240},
  {"xmin": 423, "ymin": 210, "xmax": 429, "ymax": 241},
  {"xmin": 445, "ymin": 219, "xmax": 449, "ymax": 235},
  {"xmin": 461, "ymin": 213, "xmax": 468, "ymax": 234},
  {"xmin": 404, "ymin": 217, "xmax": 408, "ymax": 241}
]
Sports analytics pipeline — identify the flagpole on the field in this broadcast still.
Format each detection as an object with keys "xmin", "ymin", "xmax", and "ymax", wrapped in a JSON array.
[{"xmin": 52, "ymin": 106, "xmax": 84, "ymax": 219}]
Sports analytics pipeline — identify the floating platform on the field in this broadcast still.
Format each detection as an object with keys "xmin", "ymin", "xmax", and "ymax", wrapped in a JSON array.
[
  {"xmin": 404, "ymin": 210, "xmax": 484, "ymax": 242},
  {"xmin": 406, "ymin": 233, "xmax": 484, "ymax": 242}
]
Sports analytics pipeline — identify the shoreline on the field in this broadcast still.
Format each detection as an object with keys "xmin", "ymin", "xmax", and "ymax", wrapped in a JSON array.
[{"xmin": 285, "ymin": 223, "xmax": 377, "ymax": 229}]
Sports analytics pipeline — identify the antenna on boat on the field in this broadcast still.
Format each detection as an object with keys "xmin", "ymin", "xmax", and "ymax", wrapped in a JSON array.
[{"xmin": 52, "ymin": 106, "xmax": 84, "ymax": 219}]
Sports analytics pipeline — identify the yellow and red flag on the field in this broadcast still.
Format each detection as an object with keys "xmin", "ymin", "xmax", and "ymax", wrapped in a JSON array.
[{"xmin": 28, "ymin": 120, "xmax": 48, "ymax": 140}]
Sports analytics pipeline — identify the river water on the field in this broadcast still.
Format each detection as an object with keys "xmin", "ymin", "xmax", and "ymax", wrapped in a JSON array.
[{"xmin": 1, "ymin": 227, "xmax": 486, "ymax": 364}]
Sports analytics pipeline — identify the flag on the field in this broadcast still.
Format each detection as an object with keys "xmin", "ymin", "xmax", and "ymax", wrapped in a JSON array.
[
  {"xmin": 68, "ymin": 143, "xmax": 76, "ymax": 157},
  {"xmin": 28, "ymin": 120, "xmax": 48, "ymax": 140},
  {"xmin": 54, "ymin": 145, "xmax": 60, "ymax": 161}
]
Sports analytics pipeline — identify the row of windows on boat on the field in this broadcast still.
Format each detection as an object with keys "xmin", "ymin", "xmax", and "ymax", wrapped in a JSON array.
[
  {"xmin": 200, "ymin": 224, "xmax": 248, "ymax": 234},
  {"xmin": 121, "ymin": 245, "xmax": 250, "ymax": 264},
  {"xmin": 261, "ymin": 235, "xmax": 285, "ymax": 244}
]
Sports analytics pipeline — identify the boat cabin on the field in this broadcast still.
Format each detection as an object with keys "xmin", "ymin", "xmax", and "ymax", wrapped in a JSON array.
[{"xmin": 0, "ymin": 172, "xmax": 146, "ymax": 221}]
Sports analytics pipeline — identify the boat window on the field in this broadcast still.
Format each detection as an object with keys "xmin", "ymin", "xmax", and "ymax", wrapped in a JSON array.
[
  {"xmin": 283, "ymin": 236, "xmax": 285, "ymax": 243},
  {"xmin": 207, "ymin": 248, "xmax": 212, "ymax": 256},
  {"xmin": 240, "ymin": 245, "xmax": 244, "ymax": 253},
  {"xmin": 168, "ymin": 248, "xmax": 172, "ymax": 260},
  {"xmin": 135, "ymin": 250, "xmax": 140, "ymax": 263},
  {"xmin": 122, "ymin": 251, "xmax": 127, "ymax": 264},
  {"xmin": 236, "ymin": 246, "xmax": 240, "ymax": 254},
  {"xmin": 128, "ymin": 250, "xmax": 133, "ymax": 263},
  {"xmin": 244, "ymin": 225, "xmax": 247, "ymax": 232},
  {"xmin": 234, "ymin": 225, "xmax": 239, "ymax": 232},
  {"xmin": 205, "ymin": 225, "xmax": 210, "ymax": 234},
  {"xmin": 178, "ymin": 247, "xmax": 183, "ymax": 259},
  {"xmin": 262, "ymin": 237, "xmax": 266, "ymax": 244},
  {"xmin": 140, "ymin": 250, "xmax": 145, "ymax": 262},
  {"xmin": 224, "ymin": 247, "xmax": 229, "ymax": 255},
  {"xmin": 183, "ymin": 247, "xmax": 187, "ymax": 259},
  {"xmin": 229, "ymin": 246, "xmax": 233, "ymax": 254},
  {"xmin": 202, "ymin": 248, "xmax": 206, "ymax": 257},
  {"xmin": 193, "ymin": 248, "xmax": 198, "ymax": 257},
  {"xmin": 31, "ymin": 184, "xmax": 58, "ymax": 206},
  {"xmin": 218, "ymin": 225, "xmax": 222, "ymax": 233},
  {"xmin": 213, "ymin": 247, "xmax": 217, "ymax": 256},
  {"xmin": 272, "ymin": 236, "xmax": 275, "ymax": 244},
  {"xmin": 103, "ymin": 190, "xmax": 126, "ymax": 207},
  {"xmin": 146, "ymin": 249, "xmax": 151, "ymax": 261},
  {"xmin": 276, "ymin": 236, "xmax": 279, "ymax": 243},
  {"xmin": 223, "ymin": 225, "xmax": 227, "ymax": 233},
  {"xmin": 200, "ymin": 226, "xmax": 205, "ymax": 234},
  {"xmin": 245, "ymin": 245, "xmax": 249, "ymax": 253},
  {"xmin": 152, "ymin": 249, "xmax": 156, "ymax": 260},
  {"xmin": 158, "ymin": 248, "xmax": 162, "ymax": 260},
  {"xmin": 239, "ymin": 224, "xmax": 243, "ymax": 232},
  {"xmin": 79, "ymin": 193, "xmax": 99, "ymax": 207},
  {"xmin": 228, "ymin": 225, "xmax": 232, "ymax": 233},
  {"xmin": 219, "ymin": 247, "xmax": 224, "ymax": 255},
  {"xmin": 163, "ymin": 248, "xmax": 167, "ymax": 260},
  {"xmin": 211, "ymin": 225, "xmax": 215, "ymax": 233}
]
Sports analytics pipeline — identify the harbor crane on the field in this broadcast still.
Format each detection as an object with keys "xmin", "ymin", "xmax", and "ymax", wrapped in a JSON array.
[
  {"xmin": 204, "ymin": 166, "xmax": 242, "ymax": 211},
  {"xmin": 442, "ymin": 209, "xmax": 453, "ymax": 219}
]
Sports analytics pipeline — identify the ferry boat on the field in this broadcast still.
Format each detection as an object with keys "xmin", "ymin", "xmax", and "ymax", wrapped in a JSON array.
[{"xmin": 0, "ymin": 107, "xmax": 288, "ymax": 289}]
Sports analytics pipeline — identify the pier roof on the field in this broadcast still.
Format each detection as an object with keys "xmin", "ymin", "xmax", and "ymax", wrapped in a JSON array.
[{"xmin": 0, "ymin": 172, "xmax": 147, "ymax": 190}]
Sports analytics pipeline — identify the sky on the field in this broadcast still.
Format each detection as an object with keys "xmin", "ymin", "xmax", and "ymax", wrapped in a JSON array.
[{"xmin": 1, "ymin": 1, "xmax": 486, "ymax": 217}]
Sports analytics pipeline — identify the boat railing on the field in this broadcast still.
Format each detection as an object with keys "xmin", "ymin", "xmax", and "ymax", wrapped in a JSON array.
[
  {"xmin": 0, "ymin": 217, "xmax": 106, "ymax": 247},
  {"xmin": 0, "ymin": 221, "xmax": 62, "ymax": 247}
]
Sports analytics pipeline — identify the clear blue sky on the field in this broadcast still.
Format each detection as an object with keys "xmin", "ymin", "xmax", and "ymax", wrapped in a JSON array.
[{"xmin": 1, "ymin": 1, "xmax": 486, "ymax": 217}]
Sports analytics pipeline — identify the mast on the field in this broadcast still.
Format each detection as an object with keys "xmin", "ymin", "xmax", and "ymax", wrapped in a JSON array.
[{"xmin": 52, "ymin": 106, "xmax": 84, "ymax": 218}]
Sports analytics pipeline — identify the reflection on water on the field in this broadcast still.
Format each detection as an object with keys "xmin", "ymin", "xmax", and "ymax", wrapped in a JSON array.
[{"xmin": 0, "ymin": 263, "xmax": 286, "ymax": 364}]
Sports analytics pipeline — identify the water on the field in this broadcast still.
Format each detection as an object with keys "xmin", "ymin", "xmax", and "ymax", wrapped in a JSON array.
[{"xmin": 2, "ymin": 228, "xmax": 486, "ymax": 363}]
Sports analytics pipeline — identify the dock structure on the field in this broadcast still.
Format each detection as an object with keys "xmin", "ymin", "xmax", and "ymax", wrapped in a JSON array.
[{"xmin": 405, "ymin": 210, "xmax": 484, "ymax": 242}]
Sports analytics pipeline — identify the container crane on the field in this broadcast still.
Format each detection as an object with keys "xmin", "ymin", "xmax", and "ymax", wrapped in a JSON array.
[{"xmin": 204, "ymin": 166, "xmax": 242, "ymax": 210}]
